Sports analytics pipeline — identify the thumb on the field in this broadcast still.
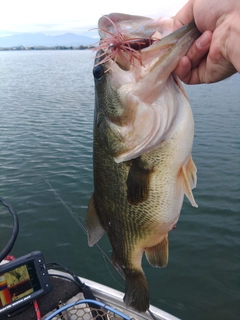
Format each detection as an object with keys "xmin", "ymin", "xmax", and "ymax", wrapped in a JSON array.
[{"xmin": 173, "ymin": 0, "xmax": 194, "ymax": 31}]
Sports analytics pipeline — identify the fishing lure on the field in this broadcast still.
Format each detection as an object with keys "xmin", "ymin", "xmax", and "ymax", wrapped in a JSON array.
[{"xmin": 93, "ymin": 15, "xmax": 155, "ymax": 71}]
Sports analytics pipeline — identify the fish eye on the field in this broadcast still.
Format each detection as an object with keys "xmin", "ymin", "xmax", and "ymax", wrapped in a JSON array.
[{"xmin": 93, "ymin": 65, "xmax": 104, "ymax": 80}]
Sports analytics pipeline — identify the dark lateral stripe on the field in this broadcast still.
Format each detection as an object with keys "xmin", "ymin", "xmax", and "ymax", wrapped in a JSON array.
[{"xmin": 127, "ymin": 159, "xmax": 154, "ymax": 205}]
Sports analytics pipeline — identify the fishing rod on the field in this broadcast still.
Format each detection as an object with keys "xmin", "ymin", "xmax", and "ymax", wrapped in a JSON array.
[{"xmin": 45, "ymin": 179, "xmax": 125, "ymax": 282}]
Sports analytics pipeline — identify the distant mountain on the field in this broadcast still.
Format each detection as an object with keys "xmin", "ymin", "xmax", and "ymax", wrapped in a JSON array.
[{"xmin": 0, "ymin": 33, "xmax": 97, "ymax": 48}]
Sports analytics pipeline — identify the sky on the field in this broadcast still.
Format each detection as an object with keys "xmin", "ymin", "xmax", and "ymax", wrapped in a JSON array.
[{"xmin": 0, "ymin": 0, "xmax": 188, "ymax": 37}]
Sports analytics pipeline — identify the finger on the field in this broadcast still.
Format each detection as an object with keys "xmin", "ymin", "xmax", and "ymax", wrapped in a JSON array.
[
  {"xmin": 199, "ymin": 52, "xmax": 237, "ymax": 84},
  {"xmin": 187, "ymin": 31, "xmax": 212, "ymax": 69},
  {"xmin": 185, "ymin": 52, "xmax": 236, "ymax": 84},
  {"xmin": 187, "ymin": 59, "xmax": 207, "ymax": 84},
  {"xmin": 174, "ymin": 56, "xmax": 192, "ymax": 83},
  {"xmin": 194, "ymin": 29, "xmax": 237, "ymax": 84},
  {"xmin": 173, "ymin": 0, "xmax": 194, "ymax": 31},
  {"xmin": 173, "ymin": 31, "xmax": 212, "ymax": 84}
]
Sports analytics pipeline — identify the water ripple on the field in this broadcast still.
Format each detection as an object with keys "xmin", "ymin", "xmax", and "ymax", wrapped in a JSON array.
[{"xmin": 0, "ymin": 51, "xmax": 239, "ymax": 320}]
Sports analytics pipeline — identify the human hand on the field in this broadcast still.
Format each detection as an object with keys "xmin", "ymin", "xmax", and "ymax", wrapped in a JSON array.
[{"xmin": 173, "ymin": 0, "xmax": 239, "ymax": 84}]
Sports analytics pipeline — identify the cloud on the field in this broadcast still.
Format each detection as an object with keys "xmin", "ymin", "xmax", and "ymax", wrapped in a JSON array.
[{"xmin": 0, "ymin": 0, "xmax": 187, "ymax": 36}]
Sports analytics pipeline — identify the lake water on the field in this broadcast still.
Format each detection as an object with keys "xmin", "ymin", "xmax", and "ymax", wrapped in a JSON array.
[{"xmin": 0, "ymin": 50, "xmax": 239, "ymax": 320}]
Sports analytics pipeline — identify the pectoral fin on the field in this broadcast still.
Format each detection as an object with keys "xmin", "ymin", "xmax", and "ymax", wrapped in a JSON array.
[
  {"xmin": 180, "ymin": 156, "xmax": 198, "ymax": 208},
  {"xmin": 86, "ymin": 194, "xmax": 106, "ymax": 246},
  {"xmin": 145, "ymin": 235, "xmax": 168, "ymax": 268}
]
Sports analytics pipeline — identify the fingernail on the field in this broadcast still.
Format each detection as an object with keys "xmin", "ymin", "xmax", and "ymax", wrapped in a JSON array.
[{"xmin": 196, "ymin": 32, "xmax": 210, "ymax": 49}]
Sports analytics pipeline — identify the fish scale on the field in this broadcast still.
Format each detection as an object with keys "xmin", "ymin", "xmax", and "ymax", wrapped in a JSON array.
[{"xmin": 86, "ymin": 13, "xmax": 199, "ymax": 313}]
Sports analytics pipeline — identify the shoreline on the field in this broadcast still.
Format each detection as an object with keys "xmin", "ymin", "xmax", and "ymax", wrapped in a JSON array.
[{"xmin": 0, "ymin": 45, "xmax": 94, "ymax": 51}]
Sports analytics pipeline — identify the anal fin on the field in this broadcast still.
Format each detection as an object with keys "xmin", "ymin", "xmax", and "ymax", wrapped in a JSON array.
[
  {"xmin": 145, "ymin": 235, "xmax": 168, "ymax": 268},
  {"xmin": 180, "ymin": 155, "xmax": 198, "ymax": 208},
  {"xmin": 86, "ymin": 194, "xmax": 105, "ymax": 247}
]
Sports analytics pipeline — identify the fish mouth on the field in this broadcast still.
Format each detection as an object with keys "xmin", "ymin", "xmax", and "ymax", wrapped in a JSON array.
[
  {"xmin": 94, "ymin": 15, "xmax": 201, "ymax": 163},
  {"xmin": 95, "ymin": 14, "xmax": 200, "ymax": 72},
  {"xmin": 139, "ymin": 21, "xmax": 200, "ymax": 71},
  {"xmin": 119, "ymin": 21, "xmax": 200, "ymax": 72}
]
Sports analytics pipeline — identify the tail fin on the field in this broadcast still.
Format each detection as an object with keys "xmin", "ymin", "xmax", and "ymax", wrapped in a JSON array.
[{"xmin": 124, "ymin": 269, "xmax": 149, "ymax": 312}]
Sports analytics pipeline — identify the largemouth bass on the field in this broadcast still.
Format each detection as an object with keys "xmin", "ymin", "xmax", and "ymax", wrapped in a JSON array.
[{"xmin": 86, "ymin": 13, "xmax": 199, "ymax": 312}]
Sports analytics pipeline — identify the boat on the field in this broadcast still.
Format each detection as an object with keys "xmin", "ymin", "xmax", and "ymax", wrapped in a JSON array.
[
  {"xmin": 45, "ymin": 269, "xmax": 180, "ymax": 320},
  {"xmin": 0, "ymin": 198, "xmax": 180, "ymax": 320},
  {"xmin": 0, "ymin": 258, "xmax": 179, "ymax": 320}
]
